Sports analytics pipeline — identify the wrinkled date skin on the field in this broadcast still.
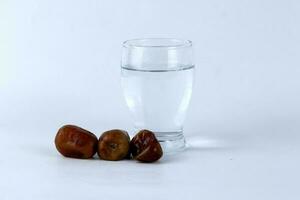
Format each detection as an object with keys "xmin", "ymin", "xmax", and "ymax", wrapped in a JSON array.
[
  {"xmin": 98, "ymin": 129, "xmax": 130, "ymax": 161},
  {"xmin": 55, "ymin": 125, "xmax": 98, "ymax": 159},
  {"xmin": 130, "ymin": 130, "xmax": 163, "ymax": 163}
]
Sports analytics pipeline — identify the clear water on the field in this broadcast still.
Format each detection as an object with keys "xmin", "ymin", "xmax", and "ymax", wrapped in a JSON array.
[{"xmin": 121, "ymin": 65, "xmax": 194, "ymax": 133}]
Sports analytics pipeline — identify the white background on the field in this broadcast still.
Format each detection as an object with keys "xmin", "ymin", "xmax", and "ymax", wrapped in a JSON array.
[{"xmin": 0, "ymin": 0, "xmax": 300, "ymax": 199}]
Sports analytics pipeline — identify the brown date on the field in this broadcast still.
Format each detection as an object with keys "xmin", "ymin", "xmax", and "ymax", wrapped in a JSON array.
[
  {"xmin": 97, "ymin": 129, "xmax": 130, "ymax": 161},
  {"xmin": 55, "ymin": 125, "xmax": 98, "ymax": 159},
  {"xmin": 130, "ymin": 130, "xmax": 163, "ymax": 163}
]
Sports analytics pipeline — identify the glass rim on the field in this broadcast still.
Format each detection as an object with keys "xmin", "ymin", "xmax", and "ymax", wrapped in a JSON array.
[{"xmin": 122, "ymin": 38, "xmax": 192, "ymax": 49}]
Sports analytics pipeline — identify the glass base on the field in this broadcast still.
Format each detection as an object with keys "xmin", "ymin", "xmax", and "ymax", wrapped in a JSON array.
[{"xmin": 154, "ymin": 131, "xmax": 186, "ymax": 154}]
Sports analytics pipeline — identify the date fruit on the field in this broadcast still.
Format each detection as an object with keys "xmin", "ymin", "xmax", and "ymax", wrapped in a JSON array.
[
  {"xmin": 97, "ymin": 129, "xmax": 130, "ymax": 161},
  {"xmin": 55, "ymin": 125, "xmax": 98, "ymax": 159},
  {"xmin": 130, "ymin": 130, "xmax": 163, "ymax": 162}
]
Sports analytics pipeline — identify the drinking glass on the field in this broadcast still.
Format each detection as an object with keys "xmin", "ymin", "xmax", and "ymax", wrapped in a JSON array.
[{"xmin": 121, "ymin": 38, "xmax": 194, "ymax": 153}]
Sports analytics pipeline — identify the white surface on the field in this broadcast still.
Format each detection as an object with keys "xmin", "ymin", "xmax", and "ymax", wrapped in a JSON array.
[
  {"xmin": 1, "ymin": 129, "xmax": 300, "ymax": 200},
  {"xmin": 1, "ymin": 0, "xmax": 300, "ymax": 199}
]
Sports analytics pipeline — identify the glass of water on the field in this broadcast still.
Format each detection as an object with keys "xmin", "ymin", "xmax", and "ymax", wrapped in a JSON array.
[{"xmin": 121, "ymin": 38, "xmax": 194, "ymax": 153}]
